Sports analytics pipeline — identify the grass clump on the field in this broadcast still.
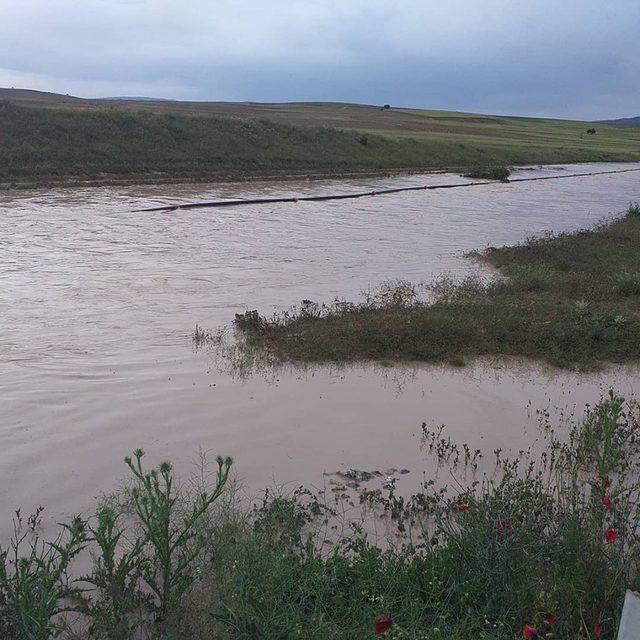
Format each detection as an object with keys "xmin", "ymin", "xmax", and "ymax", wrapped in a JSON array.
[
  {"xmin": 232, "ymin": 203, "xmax": 640, "ymax": 370},
  {"xmin": 463, "ymin": 165, "xmax": 511, "ymax": 181},
  {"xmin": 1, "ymin": 394, "xmax": 640, "ymax": 638},
  {"xmin": 628, "ymin": 202, "xmax": 640, "ymax": 216}
]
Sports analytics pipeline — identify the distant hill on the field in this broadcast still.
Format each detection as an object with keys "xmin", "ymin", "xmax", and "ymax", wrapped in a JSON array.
[
  {"xmin": 1, "ymin": 88, "xmax": 640, "ymax": 188},
  {"xmin": 599, "ymin": 116, "xmax": 640, "ymax": 127},
  {"xmin": 101, "ymin": 96, "xmax": 177, "ymax": 102}
]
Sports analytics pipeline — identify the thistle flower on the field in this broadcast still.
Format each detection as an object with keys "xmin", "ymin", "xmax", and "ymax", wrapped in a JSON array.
[{"xmin": 604, "ymin": 527, "xmax": 619, "ymax": 543}]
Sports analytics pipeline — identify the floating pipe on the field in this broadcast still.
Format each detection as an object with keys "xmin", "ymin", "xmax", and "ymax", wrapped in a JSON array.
[{"xmin": 133, "ymin": 167, "xmax": 640, "ymax": 213}]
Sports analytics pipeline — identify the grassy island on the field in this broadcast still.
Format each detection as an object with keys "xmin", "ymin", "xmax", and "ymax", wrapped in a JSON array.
[{"xmin": 234, "ymin": 204, "xmax": 640, "ymax": 370}]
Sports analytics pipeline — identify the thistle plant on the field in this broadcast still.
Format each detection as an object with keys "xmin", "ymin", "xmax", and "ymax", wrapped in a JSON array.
[
  {"xmin": 79, "ymin": 505, "xmax": 148, "ymax": 640},
  {"xmin": 0, "ymin": 510, "xmax": 88, "ymax": 640},
  {"xmin": 124, "ymin": 449, "xmax": 232, "ymax": 621}
]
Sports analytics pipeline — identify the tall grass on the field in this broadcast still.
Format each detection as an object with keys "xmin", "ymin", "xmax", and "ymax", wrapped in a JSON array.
[{"xmin": 1, "ymin": 394, "xmax": 640, "ymax": 638}]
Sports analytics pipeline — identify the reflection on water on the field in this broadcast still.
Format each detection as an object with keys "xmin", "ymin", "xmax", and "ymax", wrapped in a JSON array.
[{"xmin": 1, "ymin": 163, "xmax": 639, "ymax": 533}]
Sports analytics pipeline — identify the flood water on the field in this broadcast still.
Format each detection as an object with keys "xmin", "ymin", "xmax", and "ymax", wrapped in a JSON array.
[{"xmin": 1, "ymin": 162, "xmax": 639, "ymax": 533}]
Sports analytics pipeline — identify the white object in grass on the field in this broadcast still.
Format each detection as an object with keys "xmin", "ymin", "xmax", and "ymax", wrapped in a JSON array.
[{"xmin": 617, "ymin": 590, "xmax": 640, "ymax": 640}]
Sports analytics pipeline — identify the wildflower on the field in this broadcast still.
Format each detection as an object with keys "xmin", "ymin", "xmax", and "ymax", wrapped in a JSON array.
[
  {"xmin": 593, "ymin": 623, "xmax": 603, "ymax": 637},
  {"xmin": 545, "ymin": 612, "xmax": 556, "ymax": 627},
  {"xmin": 456, "ymin": 503, "xmax": 470, "ymax": 514},
  {"xmin": 601, "ymin": 496, "xmax": 613, "ymax": 513},
  {"xmin": 374, "ymin": 616, "xmax": 392, "ymax": 634},
  {"xmin": 497, "ymin": 518, "xmax": 512, "ymax": 533},
  {"xmin": 604, "ymin": 527, "xmax": 619, "ymax": 543},
  {"xmin": 522, "ymin": 624, "xmax": 538, "ymax": 639}
]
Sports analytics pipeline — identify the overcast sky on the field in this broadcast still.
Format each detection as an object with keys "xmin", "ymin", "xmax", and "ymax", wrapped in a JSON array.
[{"xmin": 1, "ymin": 0, "xmax": 638, "ymax": 120}]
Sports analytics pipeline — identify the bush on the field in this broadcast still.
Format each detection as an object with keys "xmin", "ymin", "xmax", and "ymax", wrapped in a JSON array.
[
  {"xmin": 464, "ymin": 166, "xmax": 511, "ymax": 181},
  {"xmin": 615, "ymin": 271, "xmax": 640, "ymax": 296}
]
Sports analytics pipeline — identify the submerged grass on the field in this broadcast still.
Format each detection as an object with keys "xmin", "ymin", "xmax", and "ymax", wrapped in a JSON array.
[
  {"xmin": 2, "ymin": 393, "xmax": 640, "ymax": 638},
  {"xmin": 463, "ymin": 165, "xmax": 511, "ymax": 181},
  {"xmin": 232, "ymin": 203, "xmax": 640, "ymax": 370}
]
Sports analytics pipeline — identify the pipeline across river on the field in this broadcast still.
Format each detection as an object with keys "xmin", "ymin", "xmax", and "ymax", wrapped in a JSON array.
[{"xmin": 134, "ymin": 166, "xmax": 640, "ymax": 212}]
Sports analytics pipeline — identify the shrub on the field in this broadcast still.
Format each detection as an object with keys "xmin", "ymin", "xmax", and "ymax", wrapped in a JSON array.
[
  {"xmin": 616, "ymin": 271, "xmax": 640, "ymax": 296},
  {"xmin": 0, "ymin": 510, "xmax": 88, "ymax": 640},
  {"xmin": 463, "ymin": 165, "xmax": 511, "ymax": 181}
]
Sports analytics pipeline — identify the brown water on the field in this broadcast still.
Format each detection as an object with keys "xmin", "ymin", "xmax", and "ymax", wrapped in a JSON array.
[{"xmin": 2, "ymin": 163, "xmax": 640, "ymax": 533}]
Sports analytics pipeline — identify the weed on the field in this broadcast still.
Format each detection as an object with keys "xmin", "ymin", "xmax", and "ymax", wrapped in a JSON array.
[
  {"xmin": 616, "ymin": 271, "xmax": 640, "ymax": 296},
  {"xmin": 628, "ymin": 202, "xmax": 640, "ymax": 216},
  {"xmin": 125, "ymin": 449, "xmax": 232, "ymax": 621},
  {"xmin": 77, "ymin": 506, "xmax": 148, "ymax": 640},
  {"xmin": 0, "ymin": 510, "xmax": 88, "ymax": 640}
]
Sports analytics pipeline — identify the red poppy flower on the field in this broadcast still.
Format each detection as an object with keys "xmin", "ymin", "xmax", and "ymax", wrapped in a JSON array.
[
  {"xmin": 497, "ymin": 519, "xmax": 512, "ymax": 533},
  {"xmin": 545, "ymin": 612, "xmax": 556, "ymax": 627},
  {"xmin": 604, "ymin": 475, "xmax": 611, "ymax": 488},
  {"xmin": 456, "ymin": 503, "xmax": 470, "ymax": 513},
  {"xmin": 604, "ymin": 527, "xmax": 619, "ymax": 543},
  {"xmin": 601, "ymin": 496, "xmax": 613, "ymax": 513},
  {"xmin": 593, "ymin": 623, "xmax": 603, "ymax": 637},
  {"xmin": 374, "ymin": 616, "xmax": 392, "ymax": 634},
  {"xmin": 523, "ymin": 624, "xmax": 538, "ymax": 639}
]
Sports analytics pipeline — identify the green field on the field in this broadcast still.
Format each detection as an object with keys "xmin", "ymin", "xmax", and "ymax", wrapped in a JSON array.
[{"xmin": 1, "ymin": 89, "xmax": 640, "ymax": 187}]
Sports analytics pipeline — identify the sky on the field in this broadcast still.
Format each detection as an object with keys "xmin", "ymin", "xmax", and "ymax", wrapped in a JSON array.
[{"xmin": 1, "ymin": 0, "xmax": 638, "ymax": 120}]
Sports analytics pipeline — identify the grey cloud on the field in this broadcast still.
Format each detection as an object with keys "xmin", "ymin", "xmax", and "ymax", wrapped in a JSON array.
[{"xmin": 0, "ymin": 0, "xmax": 638, "ymax": 119}]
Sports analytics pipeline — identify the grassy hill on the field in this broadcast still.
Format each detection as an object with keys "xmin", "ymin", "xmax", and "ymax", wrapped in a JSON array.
[
  {"xmin": 600, "ymin": 115, "xmax": 640, "ymax": 127},
  {"xmin": 2, "ymin": 89, "xmax": 640, "ymax": 187}
]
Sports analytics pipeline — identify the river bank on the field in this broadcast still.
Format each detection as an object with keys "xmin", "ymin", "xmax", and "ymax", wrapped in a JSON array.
[
  {"xmin": 3, "ymin": 99, "xmax": 640, "ymax": 189},
  {"xmin": 2, "ymin": 392, "xmax": 638, "ymax": 639}
]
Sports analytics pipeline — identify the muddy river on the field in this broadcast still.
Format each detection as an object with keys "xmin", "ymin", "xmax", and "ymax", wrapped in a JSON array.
[{"xmin": 1, "ymin": 163, "xmax": 639, "ymax": 533}]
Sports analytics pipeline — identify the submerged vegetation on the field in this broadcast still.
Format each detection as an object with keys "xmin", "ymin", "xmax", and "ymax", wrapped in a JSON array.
[
  {"xmin": 463, "ymin": 165, "xmax": 511, "ymax": 181},
  {"xmin": 2, "ymin": 98, "xmax": 640, "ymax": 187},
  {"xmin": 464, "ymin": 167, "xmax": 511, "ymax": 182},
  {"xmin": 1, "ymin": 394, "xmax": 640, "ymax": 638},
  {"xmin": 232, "ymin": 203, "xmax": 640, "ymax": 370}
]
